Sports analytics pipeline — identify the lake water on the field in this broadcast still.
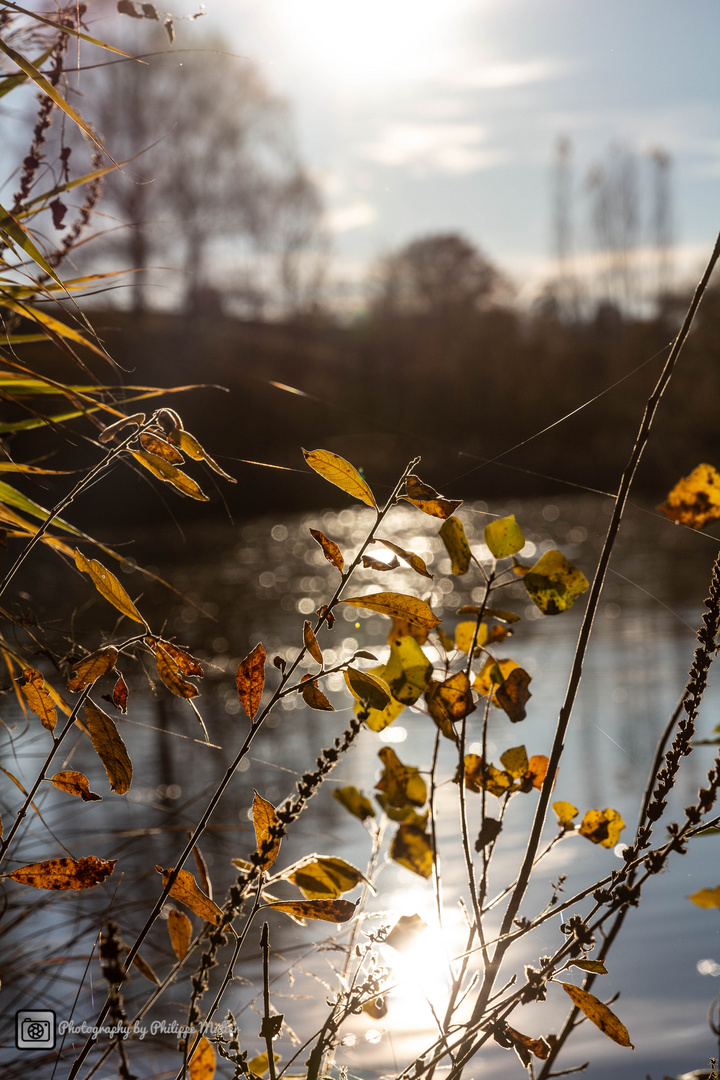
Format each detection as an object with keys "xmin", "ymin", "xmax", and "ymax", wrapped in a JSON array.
[{"xmin": 2, "ymin": 491, "xmax": 720, "ymax": 1080}]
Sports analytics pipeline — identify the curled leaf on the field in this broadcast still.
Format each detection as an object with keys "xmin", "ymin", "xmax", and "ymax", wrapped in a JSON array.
[
  {"xmin": 48, "ymin": 770, "xmax": 102, "ymax": 801},
  {"xmin": 344, "ymin": 668, "xmax": 392, "ymax": 711},
  {"xmin": 302, "ymin": 448, "xmax": 376, "ymax": 508},
  {"xmin": 377, "ymin": 537, "xmax": 433, "ymax": 578},
  {"xmin": 301, "ymin": 679, "xmax": 335, "ymax": 711},
  {"xmin": 132, "ymin": 449, "xmax": 209, "ymax": 501},
  {"xmin": 10, "ymin": 855, "xmax": 116, "ymax": 890},
  {"xmin": 310, "ymin": 528, "xmax": 344, "ymax": 571},
  {"xmin": 155, "ymin": 866, "xmax": 221, "ymax": 924},
  {"xmin": 112, "ymin": 673, "xmax": 128, "ymax": 713},
  {"xmin": 154, "ymin": 642, "xmax": 200, "ymax": 699},
  {"xmin": 303, "ymin": 621, "xmax": 323, "ymax": 665},
  {"xmin": 133, "ymin": 952, "xmax": 160, "ymax": 985},
  {"xmin": 403, "ymin": 474, "xmax": 461, "ymax": 518},
  {"xmin": 495, "ymin": 666, "xmax": 533, "ymax": 723}
]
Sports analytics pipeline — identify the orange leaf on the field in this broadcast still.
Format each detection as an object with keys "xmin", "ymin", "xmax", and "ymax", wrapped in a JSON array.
[
  {"xmin": 10, "ymin": 855, "xmax": 116, "ymax": 890},
  {"xmin": 139, "ymin": 431, "xmax": 184, "ymax": 464},
  {"xmin": 85, "ymin": 699, "xmax": 132, "ymax": 794},
  {"xmin": 112, "ymin": 673, "xmax": 128, "ymax": 713},
  {"xmin": 560, "ymin": 982, "xmax": 634, "ymax": 1048},
  {"xmin": 236, "ymin": 643, "xmax": 265, "ymax": 720},
  {"xmin": 147, "ymin": 637, "xmax": 204, "ymax": 677},
  {"xmin": 154, "ymin": 642, "xmax": 200, "ymax": 699},
  {"xmin": 265, "ymin": 898, "xmax": 357, "ymax": 923},
  {"xmin": 658, "ymin": 463, "xmax": 720, "ymax": 528},
  {"xmin": 48, "ymin": 770, "xmax": 102, "ymax": 801},
  {"xmin": 167, "ymin": 908, "xmax": 193, "ymax": 959},
  {"xmin": 309, "ymin": 528, "xmax": 344, "ymax": 571},
  {"xmin": 189, "ymin": 1035, "xmax": 216, "ymax": 1080},
  {"xmin": 403, "ymin": 474, "xmax": 462, "ymax": 519},
  {"xmin": 342, "ymin": 592, "xmax": 440, "ymax": 631},
  {"xmin": 303, "ymin": 621, "xmax": 323, "ymax": 665},
  {"xmin": 301, "ymin": 679, "xmax": 334, "ymax": 711},
  {"xmin": 155, "ymin": 866, "xmax": 221, "ymax": 924},
  {"xmin": 67, "ymin": 647, "xmax": 118, "ymax": 693},
  {"xmin": 252, "ymin": 791, "xmax": 282, "ymax": 869},
  {"xmin": 20, "ymin": 667, "xmax": 57, "ymax": 731}
]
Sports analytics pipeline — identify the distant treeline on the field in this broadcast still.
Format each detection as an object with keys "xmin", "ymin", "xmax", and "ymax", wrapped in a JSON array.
[{"xmin": 14, "ymin": 288, "xmax": 720, "ymax": 530}]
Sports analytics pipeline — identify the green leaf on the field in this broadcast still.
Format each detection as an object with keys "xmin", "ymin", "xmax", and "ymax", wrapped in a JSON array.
[{"xmin": 484, "ymin": 514, "xmax": 525, "ymax": 558}]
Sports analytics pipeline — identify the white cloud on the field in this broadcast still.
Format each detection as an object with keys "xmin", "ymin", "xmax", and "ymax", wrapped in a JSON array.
[
  {"xmin": 359, "ymin": 123, "xmax": 504, "ymax": 174},
  {"xmin": 324, "ymin": 201, "xmax": 377, "ymax": 233}
]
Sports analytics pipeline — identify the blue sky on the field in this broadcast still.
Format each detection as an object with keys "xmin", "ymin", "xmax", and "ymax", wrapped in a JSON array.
[{"xmin": 136, "ymin": 1, "xmax": 720, "ymax": 305}]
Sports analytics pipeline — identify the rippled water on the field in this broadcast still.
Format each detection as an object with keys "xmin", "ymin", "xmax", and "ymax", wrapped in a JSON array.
[{"xmin": 3, "ymin": 492, "xmax": 720, "ymax": 1079}]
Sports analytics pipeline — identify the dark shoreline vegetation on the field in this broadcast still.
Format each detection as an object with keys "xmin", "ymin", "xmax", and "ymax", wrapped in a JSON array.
[{"xmin": 3, "ymin": 6, "xmax": 720, "ymax": 1080}]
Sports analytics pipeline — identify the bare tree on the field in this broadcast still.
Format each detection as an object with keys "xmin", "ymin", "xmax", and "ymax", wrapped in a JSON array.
[{"xmin": 86, "ymin": 29, "xmax": 325, "ymax": 315}]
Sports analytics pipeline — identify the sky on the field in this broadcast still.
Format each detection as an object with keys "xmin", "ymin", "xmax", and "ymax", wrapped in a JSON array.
[{"xmin": 108, "ymin": 1, "xmax": 720, "ymax": 308}]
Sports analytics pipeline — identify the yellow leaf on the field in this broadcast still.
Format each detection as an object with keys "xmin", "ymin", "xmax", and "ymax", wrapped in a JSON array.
[
  {"xmin": 455, "ymin": 620, "xmax": 487, "ymax": 654},
  {"xmin": 403, "ymin": 474, "xmax": 461, "ymax": 519},
  {"xmin": 553, "ymin": 800, "xmax": 579, "ymax": 827},
  {"xmin": 303, "ymin": 621, "xmax": 323, "ymax": 664},
  {"xmin": 309, "ymin": 527, "xmax": 344, "ymax": 571},
  {"xmin": 390, "ymin": 823, "xmax": 433, "ymax": 878},
  {"xmin": 560, "ymin": 982, "xmax": 634, "ymax": 1049},
  {"xmin": 253, "ymin": 791, "xmax": 282, "ymax": 869},
  {"xmin": 236, "ymin": 643, "xmax": 266, "ymax": 720},
  {"xmin": 48, "ymin": 771, "xmax": 102, "ymax": 801},
  {"xmin": 579, "ymin": 808, "xmax": 625, "ymax": 848},
  {"xmin": 302, "ymin": 448, "xmax": 376, "ymax": 508},
  {"xmin": 379, "ymin": 634, "xmax": 433, "ymax": 704},
  {"xmin": 500, "ymin": 745, "xmax": 529, "ymax": 778},
  {"xmin": 266, "ymin": 898, "xmax": 358, "ymax": 922},
  {"xmin": 67, "ymin": 647, "xmax": 118, "ymax": 693},
  {"xmin": 285, "ymin": 856, "xmax": 366, "ymax": 899},
  {"xmin": 570, "ymin": 960, "xmax": 608, "ymax": 974},
  {"xmin": 473, "ymin": 658, "xmax": 523, "ymax": 707},
  {"xmin": 439, "ymin": 516, "xmax": 472, "ymax": 574},
  {"xmin": 155, "ymin": 867, "xmax": 221, "ymax": 924},
  {"xmin": 426, "ymin": 671, "xmax": 475, "ymax": 723},
  {"xmin": 377, "ymin": 537, "xmax": 434, "ymax": 578},
  {"xmin": 523, "ymin": 550, "xmax": 589, "ymax": 616},
  {"xmin": 342, "ymin": 592, "xmax": 440, "ymax": 631},
  {"xmin": 10, "ymin": 855, "xmax": 116, "ymax": 890},
  {"xmin": 20, "ymin": 667, "xmax": 57, "ymax": 730},
  {"xmin": 356, "ymin": 690, "xmax": 405, "ymax": 732},
  {"xmin": 688, "ymin": 886, "xmax": 720, "ymax": 909},
  {"xmin": 174, "ymin": 428, "xmax": 235, "ymax": 483},
  {"xmin": 462, "ymin": 754, "xmax": 513, "ymax": 797},
  {"xmin": 484, "ymin": 514, "xmax": 525, "ymax": 559},
  {"xmin": 167, "ymin": 908, "xmax": 193, "ymax": 959},
  {"xmin": 363, "ymin": 996, "xmax": 388, "ymax": 1019},
  {"xmin": 132, "ymin": 449, "xmax": 209, "ymax": 501},
  {"xmin": 527, "ymin": 754, "xmax": 550, "ymax": 790},
  {"xmin": 344, "ymin": 668, "xmax": 392, "ymax": 711},
  {"xmin": 74, "ymin": 549, "xmax": 144, "ymax": 624},
  {"xmin": 189, "ymin": 1036, "xmax": 216, "ymax": 1080},
  {"xmin": 658, "ymin": 463, "xmax": 720, "ymax": 528},
  {"xmin": 247, "ymin": 1052, "xmax": 280, "ymax": 1077},
  {"xmin": 85, "ymin": 700, "xmax": 132, "ymax": 794},
  {"xmin": 332, "ymin": 786, "xmax": 375, "ymax": 820},
  {"xmin": 376, "ymin": 747, "xmax": 427, "ymax": 808},
  {"xmin": 301, "ymin": 679, "xmax": 335, "ymax": 711}
]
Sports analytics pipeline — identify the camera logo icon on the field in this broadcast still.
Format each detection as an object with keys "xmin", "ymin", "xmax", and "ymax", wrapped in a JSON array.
[{"xmin": 15, "ymin": 1010, "xmax": 56, "ymax": 1049}]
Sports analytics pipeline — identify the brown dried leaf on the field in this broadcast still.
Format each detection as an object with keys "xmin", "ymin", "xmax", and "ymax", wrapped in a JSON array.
[
  {"xmin": 10, "ymin": 855, "xmax": 116, "ymax": 890},
  {"xmin": 236, "ymin": 643, "xmax": 266, "ymax": 720},
  {"xmin": 505, "ymin": 1026, "xmax": 550, "ymax": 1061},
  {"xmin": 67, "ymin": 647, "xmax": 118, "ymax": 693},
  {"xmin": 560, "ymin": 982, "xmax": 634, "ymax": 1048},
  {"xmin": 154, "ymin": 643, "xmax": 200, "ymax": 699},
  {"xmin": 74, "ymin": 549, "xmax": 144, "ymax": 624},
  {"xmin": 139, "ymin": 431, "xmax": 184, "ymax": 464},
  {"xmin": 362, "ymin": 553, "xmax": 400, "ymax": 571},
  {"xmin": 377, "ymin": 537, "xmax": 433, "ymax": 579},
  {"xmin": 132, "ymin": 952, "xmax": 161, "ymax": 985},
  {"xmin": 309, "ymin": 528, "xmax": 344, "ymax": 571},
  {"xmin": 21, "ymin": 667, "xmax": 57, "ymax": 730},
  {"xmin": 303, "ymin": 621, "xmax": 323, "ymax": 665},
  {"xmin": 403, "ymin": 474, "xmax": 462, "ymax": 519},
  {"xmin": 147, "ymin": 637, "xmax": 203, "ymax": 677},
  {"xmin": 253, "ymin": 791, "xmax": 282, "ymax": 869},
  {"xmin": 155, "ymin": 866, "xmax": 221, "ymax": 924},
  {"xmin": 426, "ymin": 671, "xmax": 475, "ymax": 723},
  {"xmin": 265, "ymin": 897, "xmax": 358, "ymax": 923},
  {"xmin": 192, "ymin": 843, "xmax": 212, "ymax": 899},
  {"xmin": 302, "ymin": 448, "xmax": 376, "ymax": 508},
  {"xmin": 301, "ymin": 680, "xmax": 335, "ymax": 711},
  {"xmin": 112, "ymin": 673, "xmax": 128, "ymax": 713},
  {"xmin": 495, "ymin": 666, "xmax": 533, "ymax": 723},
  {"xmin": 167, "ymin": 908, "xmax": 193, "ymax": 959},
  {"xmin": 48, "ymin": 770, "xmax": 102, "ymax": 801},
  {"xmin": 85, "ymin": 699, "xmax": 133, "ymax": 794}
]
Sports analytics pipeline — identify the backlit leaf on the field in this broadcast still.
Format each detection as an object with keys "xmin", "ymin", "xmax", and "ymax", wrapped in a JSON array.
[
  {"xmin": 302, "ymin": 448, "xmax": 376, "ymax": 508},
  {"xmin": 342, "ymin": 592, "xmax": 440, "ymax": 631},
  {"xmin": 167, "ymin": 908, "xmax": 193, "ymax": 959},
  {"xmin": 380, "ymin": 634, "xmax": 433, "ymax": 704},
  {"xmin": 333, "ymin": 786, "xmax": 375, "ymax": 820},
  {"xmin": 455, "ymin": 620, "xmax": 487, "ymax": 654},
  {"xmin": 377, "ymin": 537, "xmax": 433, "ymax": 578},
  {"xmin": 48, "ymin": 771, "xmax": 102, "ymax": 801},
  {"xmin": 147, "ymin": 637, "xmax": 204, "ymax": 677},
  {"xmin": 426, "ymin": 672, "xmax": 475, "ymax": 724},
  {"xmin": 174, "ymin": 428, "xmax": 235, "ymax": 483},
  {"xmin": 155, "ymin": 867, "xmax": 221, "ymax": 924},
  {"xmin": 386, "ymin": 913, "xmax": 428, "ymax": 951},
  {"xmin": 390, "ymin": 823, "xmax": 433, "ymax": 878},
  {"xmin": 285, "ymin": 856, "xmax": 366, "ymax": 899},
  {"xmin": 67, "ymin": 647, "xmax": 118, "ymax": 693},
  {"xmin": 484, "ymin": 607, "xmax": 521, "ymax": 623},
  {"xmin": 112, "ymin": 674, "xmax": 128, "ymax": 713},
  {"xmin": 20, "ymin": 667, "xmax": 56, "ymax": 730},
  {"xmin": 356, "ymin": 691, "xmax": 405, "ymax": 732},
  {"xmin": 579, "ymin": 808, "xmax": 625, "ymax": 848},
  {"xmin": 266, "ymin": 898, "xmax": 357, "ymax": 922},
  {"xmin": 523, "ymin": 550, "xmax": 589, "ymax": 616},
  {"xmin": 473, "ymin": 658, "xmax": 523, "ymax": 707},
  {"xmin": 553, "ymin": 801, "xmax": 579, "ymax": 827},
  {"xmin": 139, "ymin": 432, "xmax": 183, "ymax": 463},
  {"xmin": 247, "ymin": 1052, "xmax": 280, "ymax": 1077},
  {"xmin": 376, "ymin": 747, "xmax": 426, "ymax": 807},
  {"xmin": 189, "ymin": 1036, "xmax": 216, "ymax": 1080},
  {"xmin": 462, "ymin": 754, "xmax": 513, "ymax": 797},
  {"xmin": 659, "ymin": 463, "xmax": 720, "ymax": 528},
  {"xmin": 403, "ymin": 474, "xmax": 461, "ymax": 519},
  {"xmin": 363, "ymin": 553, "xmax": 400, "ymax": 571},
  {"xmin": 439, "ymin": 516, "xmax": 472, "ymax": 574},
  {"xmin": 688, "ymin": 886, "xmax": 720, "ymax": 909},
  {"xmin": 132, "ymin": 450, "xmax": 209, "ymax": 501},
  {"xmin": 85, "ymin": 700, "xmax": 132, "ymax": 794},
  {"xmin": 236, "ymin": 643, "xmax": 266, "ymax": 720},
  {"xmin": 192, "ymin": 843, "xmax": 212, "ymax": 900},
  {"xmin": 495, "ymin": 666, "xmax": 533, "ymax": 723},
  {"xmin": 133, "ymin": 953, "xmax": 160, "ymax": 985},
  {"xmin": 303, "ymin": 621, "xmax": 323, "ymax": 664},
  {"xmin": 363, "ymin": 997, "xmax": 387, "ymax": 1019},
  {"xmin": 505, "ymin": 1026, "xmax": 550, "ymax": 1061},
  {"xmin": 500, "ymin": 745, "xmax": 529, "ymax": 778},
  {"xmin": 570, "ymin": 960, "xmax": 608, "ymax": 974},
  {"xmin": 10, "ymin": 855, "xmax": 116, "ymax": 890},
  {"xmin": 560, "ymin": 982, "xmax": 633, "ymax": 1048},
  {"xmin": 155, "ymin": 643, "xmax": 200, "ymax": 699},
  {"xmin": 301, "ymin": 680, "xmax": 335, "ymax": 711},
  {"xmin": 484, "ymin": 515, "xmax": 525, "ymax": 559},
  {"xmin": 74, "ymin": 549, "xmax": 144, "ymax": 624},
  {"xmin": 309, "ymin": 527, "xmax": 344, "ymax": 571},
  {"xmin": 253, "ymin": 791, "xmax": 281, "ymax": 869},
  {"xmin": 344, "ymin": 668, "xmax": 392, "ymax": 711},
  {"xmin": 527, "ymin": 754, "xmax": 550, "ymax": 790}
]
